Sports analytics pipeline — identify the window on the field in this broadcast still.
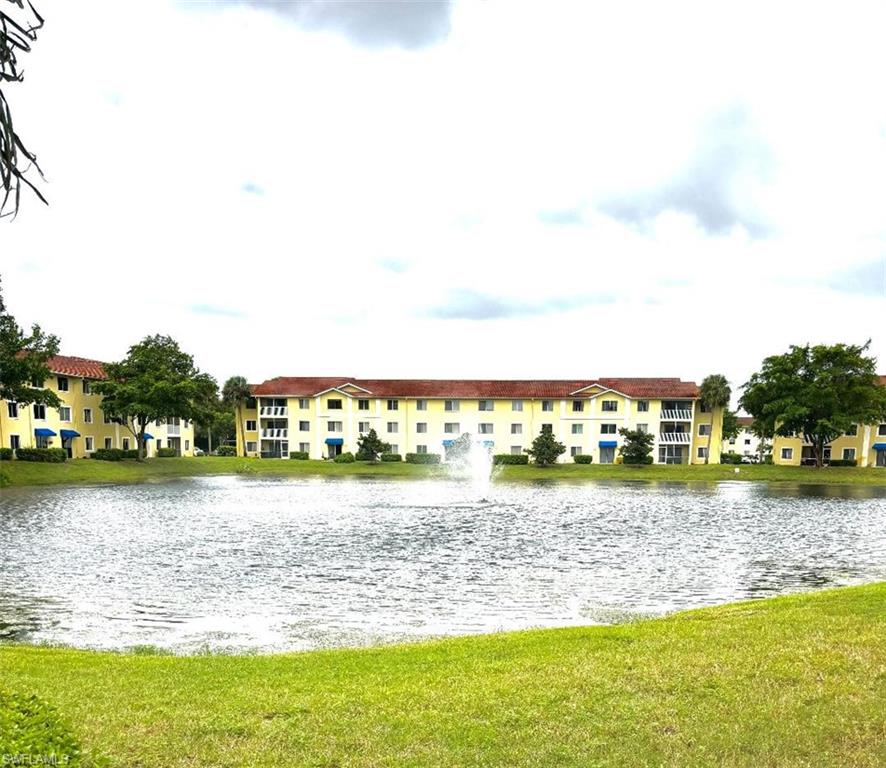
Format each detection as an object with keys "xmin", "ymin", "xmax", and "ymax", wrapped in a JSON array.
[
  {"xmin": 542, "ymin": 423, "xmax": 553, "ymax": 434},
  {"xmin": 31, "ymin": 376, "xmax": 42, "ymax": 388},
  {"xmin": 444, "ymin": 400, "xmax": 459, "ymax": 412},
  {"xmin": 571, "ymin": 423, "xmax": 583, "ymax": 435},
  {"xmin": 700, "ymin": 401, "xmax": 710, "ymax": 413},
  {"xmin": 328, "ymin": 399, "xmax": 342, "ymax": 410},
  {"xmin": 103, "ymin": 411, "xmax": 113, "ymax": 424},
  {"xmin": 842, "ymin": 448, "xmax": 856, "ymax": 461},
  {"xmin": 444, "ymin": 422, "xmax": 460, "ymax": 434},
  {"xmin": 387, "ymin": 422, "xmax": 398, "ymax": 433},
  {"xmin": 416, "ymin": 422, "xmax": 427, "ymax": 433},
  {"xmin": 512, "ymin": 400, "xmax": 523, "ymax": 412},
  {"xmin": 104, "ymin": 437, "xmax": 113, "ymax": 450},
  {"xmin": 570, "ymin": 446, "xmax": 582, "ymax": 456},
  {"xmin": 416, "ymin": 445, "xmax": 427, "ymax": 454},
  {"xmin": 183, "ymin": 420, "xmax": 189, "ymax": 429},
  {"xmin": 185, "ymin": 440, "xmax": 190, "ymax": 451},
  {"xmin": 156, "ymin": 440, "xmax": 162, "ymax": 450},
  {"xmin": 416, "ymin": 399, "xmax": 427, "ymax": 411},
  {"xmin": 299, "ymin": 442, "xmax": 310, "ymax": 453},
  {"xmin": 299, "ymin": 398, "xmax": 310, "ymax": 409},
  {"xmin": 510, "ymin": 445, "xmax": 522, "ymax": 455},
  {"xmin": 478, "ymin": 423, "xmax": 493, "ymax": 434},
  {"xmin": 299, "ymin": 421, "xmax": 310, "ymax": 431},
  {"xmin": 572, "ymin": 400, "xmax": 584, "ymax": 412},
  {"xmin": 35, "ymin": 435, "xmax": 49, "ymax": 449},
  {"xmin": 33, "ymin": 403, "xmax": 46, "ymax": 420},
  {"xmin": 123, "ymin": 438, "xmax": 130, "ymax": 451},
  {"xmin": 845, "ymin": 424, "xmax": 858, "ymax": 436},
  {"xmin": 781, "ymin": 447, "xmax": 793, "ymax": 460},
  {"xmin": 358, "ymin": 421, "xmax": 370, "ymax": 433},
  {"xmin": 601, "ymin": 400, "xmax": 618, "ymax": 412},
  {"xmin": 601, "ymin": 423, "xmax": 617, "ymax": 435},
  {"xmin": 328, "ymin": 421, "xmax": 342, "ymax": 432},
  {"xmin": 10, "ymin": 435, "xmax": 20, "ymax": 451},
  {"xmin": 697, "ymin": 447, "xmax": 708, "ymax": 459},
  {"xmin": 478, "ymin": 400, "xmax": 494, "ymax": 411},
  {"xmin": 744, "ymin": 438, "xmax": 751, "ymax": 445},
  {"xmin": 246, "ymin": 441, "xmax": 257, "ymax": 453},
  {"xmin": 83, "ymin": 408, "xmax": 93, "ymax": 424},
  {"xmin": 389, "ymin": 444, "xmax": 399, "ymax": 455},
  {"xmin": 85, "ymin": 436, "xmax": 94, "ymax": 452},
  {"xmin": 542, "ymin": 400, "xmax": 553, "ymax": 412},
  {"xmin": 879, "ymin": 424, "xmax": 886, "ymax": 436},
  {"xmin": 82, "ymin": 380, "xmax": 94, "ymax": 395},
  {"xmin": 7, "ymin": 402, "xmax": 18, "ymax": 418},
  {"xmin": 637, "ymin": 400, "xmax": 649, "ymax": 412},
  {"xmin": 358, "ymin": 399, "xmax": 369, "ymax": 411},
  {"xmin": 698, "ymin": 424, "xmax": 711, "ymax": 436},
  {"xmin": 57, "ymin": 376, "xmax": 69, "ymax": 392},
  {"xmin": 637, "ymin": 424, "xmax": 648, "ymax": 434},
  {"xmin": 246, "ymin": 397, "xmax": 257, "ymax": 409},
  {"xmin": 511, "ymin": 423, "xmax": 522, "ymax": 435},
  {"xmin": 245, "ymin": 420, "xmax": 256, "ymax": 431},
  {"xmin": 387, "ymin": 400, "xmax": 399, "ymax": 411}
]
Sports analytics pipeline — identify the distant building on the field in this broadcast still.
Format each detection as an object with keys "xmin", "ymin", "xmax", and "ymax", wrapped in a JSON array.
[{"xmin": 722, "ymin": 416, "xmax": 766, "ymax": 459}]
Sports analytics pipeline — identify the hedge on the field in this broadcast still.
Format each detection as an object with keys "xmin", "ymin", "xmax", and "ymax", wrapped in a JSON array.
[
  {"xmin": 0, "ymin": 447, "xmax": 12, "ymax": 461},
  {"xmin": 15, "ymin": 448, "xmax": 67, "ymax": 463},
  {"xmin": 405, "ymin": 453, "xmax": 441, "ymax": 464},
  {"xmin": 215, "ymin": 445, "xmax": 236, "ymax": 456},
  {"xmin": 156, "ymin": 447, "xmax": 178, "ymax": 458},
  {"xmin": 380, "ymin": 453, "xmax": 402, "ymax": 462},
  {"xmin": 92, "ymin": 448, "xmax": 139, "ymax": 461},
  {"xmin": 720, "ymin": 451, "xmax": 743, "ymax": 465},
  {"xmin": 828, "ymin": 458, "xmax": 858, "ymax": 467},
  {"xmin": 333, "ymin": 452, "xmax": 355, "ymax": 463},
  {"xmin": 289, "ymin": 451, "xmax": 309, "ymax": 460},
  {"xmin": 492, "ymin": 454, "xmax": 529, "ymax": 465},
  {"xmin": 573, "ymin": 454, "xmax": 593, "ymax": 464},
  {"xmin": 623, "ymin": 456, "xmax": 654, "ymax": 465}
]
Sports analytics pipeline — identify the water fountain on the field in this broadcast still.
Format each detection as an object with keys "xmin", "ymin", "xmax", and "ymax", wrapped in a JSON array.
[{"xmin": 443, "ymin": 434, "xmax": 494, "ymax": 500}]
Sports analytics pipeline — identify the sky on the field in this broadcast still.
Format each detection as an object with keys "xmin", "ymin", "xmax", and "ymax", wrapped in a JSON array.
[{"xmin": 2, "ymin": 0, "xmax": 884, "ymax": 402}]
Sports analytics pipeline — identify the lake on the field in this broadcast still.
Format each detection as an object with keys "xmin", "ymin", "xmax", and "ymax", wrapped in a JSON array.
[{"xmin": 1, "ymin": 476, "xmax": 884, "ymax": 652}]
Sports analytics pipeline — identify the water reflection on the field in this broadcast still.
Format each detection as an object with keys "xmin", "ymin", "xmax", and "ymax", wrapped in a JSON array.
[{"xmin": 0, "ymin": 477, "xmax": 884, "ymax": 652}]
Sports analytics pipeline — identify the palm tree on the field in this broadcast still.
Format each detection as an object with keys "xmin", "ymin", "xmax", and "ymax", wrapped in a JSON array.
[
  {"xmin": 221, "ymin": 375, "xmax": 252, "ymax": 458},
  {"xmin": 699, "ymin": 374, "xmax": 731, "ymax": 465}
]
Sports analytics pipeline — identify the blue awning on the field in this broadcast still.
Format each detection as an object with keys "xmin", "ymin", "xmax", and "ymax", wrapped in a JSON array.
[
  {"xmin": 34, "ymin": 428, "xmax": 56, "ymax": 437},
  {"xmin": 482, "ymin": 440, "xmax": 494, "ymax": 448},
  {"xmin": 873, "ymin": 443, "xmax": 886, "ymax": 451},
  {"xmin": 442, "ymin": 440, "xmax": 455, "ymax": 447},
  {"xmin": 599, "ymin": 440, "xmax": 617, "ymax": 448},
  {"xmin": 143, "ymin": 433, "xmax": 154, "ymax": 440},
  {"xmin": 59, "ymin": 429, "xmax": 80, "ymax": 439},
  {"xmin": 325, "ymin": 438, "xmax": 344, "ymax": 446}
]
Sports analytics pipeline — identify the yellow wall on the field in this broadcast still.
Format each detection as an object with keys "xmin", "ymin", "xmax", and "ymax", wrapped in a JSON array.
[{"xmin": 773, "ymin": 422, "xmax": 886, "ymax": 467}]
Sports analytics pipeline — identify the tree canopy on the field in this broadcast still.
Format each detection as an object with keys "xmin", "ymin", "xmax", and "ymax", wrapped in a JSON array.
[
  {"xmin": 0, "ymin": 275, "xmax": 59, "ymax": 407},
  {"xmin": 740, "ymin": 341, "xmax": 886, "ymax": 467},
  {"xmin": 721, "ymin": 410, "xmax": 740, "ymax": 442},
  {"xmin": 618, "ymin": 427, "xmax": 654, "ymax": 465},
  {"xmin": 94, "ymin": 335, "xmax": 217, "ymax": 460},
  {"xmin": 525, "ymin": 428, "xmax": 565, "ymax": 466},
  {"xmin": 222, "ymin": 375, "xmax": 253, "ymax": 457},
  {"xmin": 699, "ymin": 374, "xmax": 731, "ymax": 464},
  {"xmin": 356, "ymin": 428, "xmax": 389, "ymax": 461}
]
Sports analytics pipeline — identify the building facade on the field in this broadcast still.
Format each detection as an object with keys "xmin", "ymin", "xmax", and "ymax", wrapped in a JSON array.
[
  {"xmin": 722, "ymin": 416, "xmax": 767, "ymax": 460},
  {"xmin": 0, "ymin": 355, "xmax": 196, "ymax": 459},
  {"xmin": 238, "ymin": 377, "xmax": 724, "ymax": 464}
]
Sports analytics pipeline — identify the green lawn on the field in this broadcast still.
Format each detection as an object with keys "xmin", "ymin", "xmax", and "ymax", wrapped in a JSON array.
[
  {"xmin": 1, "ymin": 583, "xmax": 884, "ymax": 767},
  {"xmin": 1, "ymin": 455, "xmax": 885, "ymax": 488}
]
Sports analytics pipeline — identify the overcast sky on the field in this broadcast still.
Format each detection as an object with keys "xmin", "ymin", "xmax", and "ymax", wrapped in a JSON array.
[{"xmin": 2, "ymin": 0, "xmax": 884, "ymax": 400}]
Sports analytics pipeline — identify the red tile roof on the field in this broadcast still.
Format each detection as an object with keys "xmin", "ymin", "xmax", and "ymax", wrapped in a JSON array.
[
  {"xmin": 736, "ymin": 416, "xmax": 754, "ymax": 427},
  {"xmin": 251, "ymin": 377, "xmax": 700, "ymax": 399},
  {"xmin": 45, "ymin": 355, "xmax": 108, "ymax": 380}
]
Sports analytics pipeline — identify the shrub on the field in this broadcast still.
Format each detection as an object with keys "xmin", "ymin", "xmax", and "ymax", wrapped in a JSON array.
[
  {"xmin": 15, "ymin": 447, "xmax": 67, "ymax": 463},
  {"xmin": 0, "ymin": 690, "xmax": 84, "ymax": 765},
  {"xmin": 155, "ymin": 447, "xmax": 178, "ymax": 458},
  {"xmin": 289, "ymin": 451, "xmax": 309, "ymax": 460},
  {"xmin": 215, "ymin": 445, "xmax": 236, "ymax": 456},
  {"xmin": 762, "ymin": 455, "xmax": 774, "ymax": 464},
  {"xmin": 573, "ymin": 454, "xmax": 593, "ymax": 464},
  {"xmin": 405, "ymin": 453, "xmax": 441, "ymax": 464},
  {"xmin": 492, "ymin": 454, "xmax": 529, "ymax": 465},
  {"xmin": 93, "ymin": 448, "xmax": 124, "ymax": 461},
  {"xmin": 525, "ymin": 430, "xmax": 566, "ymax": 466},
  {"xmin": 0, "ymin": 447, "xmax": 12, "ymax": 461},
  {"xmin": 720, "ymin": 451, "xmax": 743, "ymax": 465},
  {"xmin": 828, "ymin": 458, "xmax": 858, "ymax": 467},
  {"xmin": 380, "ymin": 452, "xmax": 402, "ymax": 462},
  {"xmin": 623, "ymin": 455, "xmax": 654, "ymax": 465},
  {"xmin": 121, "ymin": 449, "xmax": 139, "ymax": 459},
  {"xmin": 356, "ymin": 428, "xmax": 390, "ymax": 461},
  {"xmin": 334, "ymin": 452, "xmax": 355, "ymax": 463}
]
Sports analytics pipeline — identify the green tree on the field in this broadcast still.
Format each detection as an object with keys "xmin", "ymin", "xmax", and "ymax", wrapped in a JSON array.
[
  {"xmin": 699, "ymin": 374, "xmax": 731, "ymax": 464},
  {"xmin": 721, "ymin": 410, "xmax": 740, "ymax": 442},
  {"xmin": 221, "ymin": 375, "xmax": 252, "ymax": 458},
  {"xmin": 0, "ymin": 276, "xmax": 59, "ymax": 407},
  {"xmin": 95, "ymin": 335, "xmax": 217, "ymax": 461},
  {"xmin": 740, "ymin": 341, "xmax": 886, "ymax": 468},
  {"xmin": 749, "ymin": 419, "xmax": 773, "ymax": 463},
  {"xmin": 194, "ymin": 397, "xmax": 235, "ymax": 453},
  {"xmin": 355, "ymin": 428, "xmax": 389, "ymax": 461},
  {"xmin": 1, "ymin": 1, "xmax": 46, "ymax": 217},
  {"xmin": 618, "ymin": 427, "xmax": 654, "ymax": 465},
  {"xmin": 525, "ymin": 428, "xmax": 565, "ymax": 466}
]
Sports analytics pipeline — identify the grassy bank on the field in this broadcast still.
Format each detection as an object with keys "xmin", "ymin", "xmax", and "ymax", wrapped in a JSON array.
[
  {"xmin": 2, "ymin": 583, "xmax": 884, "ymax": 766},
  {"xmin": 2, "ymin": 455, "xmax": 886, "ymax": 488}
]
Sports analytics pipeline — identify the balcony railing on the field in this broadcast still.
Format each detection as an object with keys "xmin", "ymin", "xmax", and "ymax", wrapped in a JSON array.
[
  {"xmin": 659, "ymin": 432, "xmax": 691, "ymax": 444},
  {"xmin": 660, "ymin": 410, "xmax": 693, "ymax": 421},
  {"xmin": 260, "ymin": 406, "xmax": 288, "ymax": 417},
  {"xmin": 261, "ymin": 428, "xmax": 288, "ymax": 439},
  {"xmin": 167, "ymin": 424, "xmax": 181, "ymax": 435}
]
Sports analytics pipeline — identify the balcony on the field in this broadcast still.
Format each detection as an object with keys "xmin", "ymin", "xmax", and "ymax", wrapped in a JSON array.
[
  {"xmin": 659, "ymin": 432, "xmax": 690, "ymax": 444},
  {"xmin": 260, "ymin": 406, "xmax": 288, "ymax": 417},
  {"xmin": 261, "ymin": 428, "xmax": 288, "ymax": 439},
  {"xmin": 660, "ymin": 410, "xmax": 693, "ymax": 421}
]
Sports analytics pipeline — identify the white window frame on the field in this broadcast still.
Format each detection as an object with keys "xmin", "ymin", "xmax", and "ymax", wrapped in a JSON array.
[
  {"xmin": 57, "ymin": 376, "xmax": 69, "ymax": 392},
  {"xmin": 387, "ymin": 422, "xmax": 399, "ymax": 434},
  {"xmin": 33, "ymin": 403, "xmax": 46, "ymax": 420},
  {"xmin": 83, "ymin": 408, "xmax": 93, "ymax": 424},
  {"xmin": 104, "ymin": 437, "xmax": 113, "ymax": 450},
  {"xmin": 781, "ymin": 447, "xmax": 793, "ymax": 460},
  {"xmin": 85, "ymin": 436, "xmax": 94, "ymax": 452},
  {"xmin": 571, "ymin": 423, "xmax": 583, "ymax": 435},
  {"xmin": 444, "ymin": 400, "xmax": 460, "ymax": 412},
  {"xmin": 511, "ymin": 400, "xmax": 523, "ymax": 412},
  {"xmin": 7, "ymin": 402, "xmax": 18, "ymax": 419},
  {"xmin": 416, "ymin": 422, "xmax": 427, "ymax": 433},
  {"xmin": 59, "ymin": 405, "xmax": 72, "ymax": 423},
  {"xmin": 511, "ymin": 423, "xmax": 522, "ymax": 435},
  {"xmin": 245, "ymin": 420, "xmax": 257, "ymax": 431},
  {"xmin": 478, "ymin": 423, "xmax": 493, "ymax": 435}
]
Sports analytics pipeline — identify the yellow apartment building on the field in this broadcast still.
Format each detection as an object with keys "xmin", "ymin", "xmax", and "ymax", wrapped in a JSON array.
[
  {"xmin": 0, "ymin": 355, "xmax": 196, "ymax": 459},
  {"xmin": 238, "ymin": 377, "xmax": 724, "ymax": 464}
]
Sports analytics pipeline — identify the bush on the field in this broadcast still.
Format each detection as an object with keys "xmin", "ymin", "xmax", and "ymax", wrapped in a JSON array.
[
  {"xmin": 333, "ymin": 452, "xmax": 355, "ymax": 463},
  {"xmin": 155, "ymin": 447, "xmax": 178, "ymax": 458},
  {"xmin": 121, "ymin": 449, "xmax": 139, "ymax": 459},
  {"xmin": 93, "ymin": 448, "xmax": 124, "ymax": 461},
  {"xmin": 289, "ymin": 451, "xmax": 309, "ymax": 460},
  {"xmin": 623, "ymin": 455, "xmax": 654, "ymax": 465},
  {"xmin": 828, "ymin": 458, "xmax": 858, "ymax": 467},
  {"xmin": 0, "ymin": 447, "xmax": 12, "ymax": 461},
  {"xmin": 380, "ymin": 452, "xmax": 402, "ymax": 462},
  {"xmin": 0, "ymin": 690, "xmax": 84, "ymax": 765},
  {"xmin": 573, "ymin": 454, "xmax": 593, "ymax": 464},
  {"xmin": 215, "ymin": 445, "xmax": 236, "ymax": 456},
  {"xmin": 720, "ymin": 451, "xmax": 743, "ymax": 465},
  {"xmin": 492, "ymin": 454, "xmax": 529, "ymax": 465},
  {"xmin": 762, "ymin": 455, "xmax": 774, "ymax": 464},
  {"xmin": 15, "ymin": 447, "xmax": 67, "ymax": 463},
  {"xmin": 405, "ymin": 453, "xmax": 441, "ymax": 464}
]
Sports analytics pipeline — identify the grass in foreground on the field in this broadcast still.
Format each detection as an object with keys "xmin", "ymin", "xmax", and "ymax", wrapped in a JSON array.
[
  {"xmin": 1, "ymin": 583, "xmax": 884, "ymax": 767},
  {"xmin": 2, "ymin": 455, "xmax": 886, "ymax": 488}
]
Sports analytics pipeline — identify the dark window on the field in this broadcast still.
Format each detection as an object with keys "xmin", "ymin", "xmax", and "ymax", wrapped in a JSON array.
[
  {"xmin": 328, "ymin": 399, "xmax": 343, "ymax": 410},
  {"xmin": 387, "ymin": 400, "xmax": 399, "ymax": 411},
  {"xmin": 57, "ymin": 376, "xmax": 69, "ymax": 392},
  {"xmin": 601, "ymin": 400, "xmax": 617, "ymax": 412},
  {"xmin": 637, "ymin": 400, "xmax": 649, "ymax": 412},
  {"xmin": 358, "ymin": 399, "xmax": 370, "ymax": 411},
  {"xmin": 572, "ymin": 400, "xmax": 584, "ymax": 412}
]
